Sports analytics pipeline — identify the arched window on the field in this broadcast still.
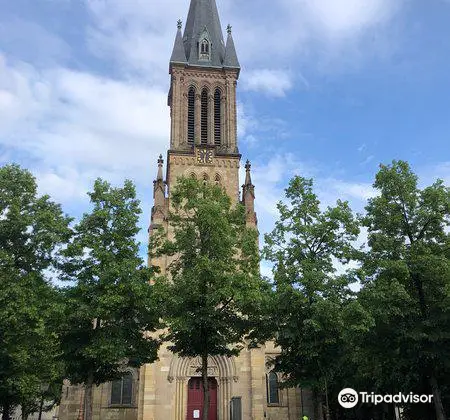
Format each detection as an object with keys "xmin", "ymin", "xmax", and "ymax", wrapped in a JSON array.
[
  {"xmin": 199, "ymin": 38, "xmax": 210, "ymax": 60},
  {"xmin": 187, "ymin": 87, "xmax": 195, "ymax": 145},
  {"xmin": 214, "ymin": 89, "xmax": 221, "ymax": 146},
  {"xmin": 111, "ymin": 373, "xmax": 133, "ymax": 406},
  {"xmin": 266, "ymin": 372, "xmax": 280, "ymax": 405},
  {"xmin": 214, "ymin": 174, "xmax": 221, "ymax": 185},
  {"xmin": 201, "ymin": 39, "xmax": 209, "ymax": 54},
  {"xmin": 201, "ymin": 88, "xmax": 208, "ymax": 145}
]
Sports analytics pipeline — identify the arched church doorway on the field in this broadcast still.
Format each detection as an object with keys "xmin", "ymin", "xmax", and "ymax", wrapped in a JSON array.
[{"xmin": 187, "ymin": 377, "xmax": 218, "ymax": 420}]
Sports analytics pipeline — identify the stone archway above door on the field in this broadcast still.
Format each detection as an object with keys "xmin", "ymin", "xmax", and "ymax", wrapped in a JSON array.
[{"xmin": 167, "ymin": 355, "xmax": 239, "ymax": 383}]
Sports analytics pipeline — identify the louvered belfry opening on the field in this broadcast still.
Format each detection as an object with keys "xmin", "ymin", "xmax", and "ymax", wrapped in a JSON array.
[
  {"xmin": 214, "ymin": 89, "xmax": 221, "ymax": 146},
  {"xmin": 201, "ymin": 88, "xmax": 209, "ymax": 145},
  {"xmin": 188, "ymin": 87, "xmax": 195, "ymax": 145}
]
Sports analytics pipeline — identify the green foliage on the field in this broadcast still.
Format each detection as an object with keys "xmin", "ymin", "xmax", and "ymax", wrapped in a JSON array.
[
  {"xmin": 0, "ymin": 164, "xmax": 71, "ymax": 416},
  {"xmin": 153, "ymin": 176, "xmax": 263, "ymax": 357},
  {"xmin": 263, "ymin": 176, "xmax": 366, "ymax": 416},
  {"xmin": 59, "ymin": 179, "xmax": 160, "ymax": 415},
  {"xmin": 264, "ymin": 164, "xmax": 449, "ymax": 419},
  {"xmin": 356, "ymin": 161, "xmax": 450, "ymax": 419}
]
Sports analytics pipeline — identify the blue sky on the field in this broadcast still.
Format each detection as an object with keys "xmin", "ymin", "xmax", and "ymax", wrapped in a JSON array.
[{"xmin": 1, "ymin": 0, "xmax": 449, "ymax": 274}]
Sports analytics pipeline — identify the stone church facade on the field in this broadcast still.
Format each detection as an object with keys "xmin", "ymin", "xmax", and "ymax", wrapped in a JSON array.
[{"xmin": 58, "ymin": 1, "xmax": 314, "ymax": 419}]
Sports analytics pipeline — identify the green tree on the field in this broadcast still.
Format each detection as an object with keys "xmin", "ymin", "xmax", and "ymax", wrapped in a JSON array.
[
  {"xmin": 151, "ymin": 177, "xmax": 263, "ymax": 420},
  {"xmin": 263, "ymin": 176, "xmax": 367, "ymax": 419},
  {"xmin": 359, "ymin": 161, "xmax": 450, "ymax": 420},
  {"xmin": 60, "ymin": 179, "xmax": 160, "ymax": 420},
  {"xmin": 0, "ymin": 164, "xmax": 71, "ymax": 420}
]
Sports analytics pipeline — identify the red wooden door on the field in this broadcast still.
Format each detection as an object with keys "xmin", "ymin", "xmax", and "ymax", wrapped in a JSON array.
[{"xmin": 186, "ymin": 378, "xmax": 217, "ymax": 420}]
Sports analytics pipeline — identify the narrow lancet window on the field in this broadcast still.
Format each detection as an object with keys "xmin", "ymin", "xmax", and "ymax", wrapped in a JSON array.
[
  {"xmin": 266, "ymin": 372, "xmax": 280, "ymax": 405},
  {"xmin": 188, "ymin": 87, "xmax": 195, "ymax": 145},
  {"xmin": 199, "ymin": 37, "xmax": 210, "ymax": 61},
  {"xmin": 201, "ymin": 39, "xmax": 209, "ymax": 54},
  {"xmin": 201, "ymin": 88, "xmax": 208, "ymax": 145},
  {"xmin": 214, "ymin": 89, "xmax": 221, "ymax": 146}
]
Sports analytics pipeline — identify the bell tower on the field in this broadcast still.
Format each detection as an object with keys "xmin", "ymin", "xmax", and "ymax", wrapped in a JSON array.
[
  {"xmin": 144, "ymin": 3, "xmax": 271, "ymax": 420},
  {"xmin": 161, "ymin": 0, "xmax": 243, "ymax": 204}
]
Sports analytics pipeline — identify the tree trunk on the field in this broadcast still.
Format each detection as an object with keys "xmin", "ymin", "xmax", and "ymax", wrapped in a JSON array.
[
  {"xmin": 202, "ymin": 353, "xmax": 209, "ymax": 420},
  {"xmin": 37, "ymin": 395, "xmax": 45, "ymax": 420},
  {"xmin": 429, "ymin": 374, "xmax": 446, "ymax": 420},
  {"xmin": 84, "ymin": 372, "xmax": 94, "ymax": 420},
  {"xmin": 22, "ymin": 403, "xmax": 29, "ymax": 420},
  {"xmin": 324, "ymin": 378, "xmax": 331, "ymax": 420},
  {"xmin": 313, "ymin": 390, "xmax": 324, "ymax": 420},
  {"xmin": 1, "ymin": 402, "xmax": 11, "ymax": 420}
]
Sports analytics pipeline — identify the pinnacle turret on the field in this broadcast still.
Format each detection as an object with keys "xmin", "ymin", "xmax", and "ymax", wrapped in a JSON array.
[
  {"xmin": 242, "ymin": 160, "xmax": 257, "ymax": 227},
  {"xmin": 152, "ymin": 155, "xmax": 166, "ymax": 224},
  {"xmin": 170, "ymin": 20, "xmax": 187, "ymax": 65},
  {"xmin": 244, "ymin": 160, "xmax": 253, "ymax": 187},
  {"xmin": 224, "ymin": 24, "xmax": 240, "ymax": 70},
  {"xmin": 156, "ymin": 154, "xmax": 164, "ymax": 181}
]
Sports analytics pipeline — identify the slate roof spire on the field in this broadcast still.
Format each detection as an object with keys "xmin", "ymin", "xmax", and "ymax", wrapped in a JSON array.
[
  {"xmin": 224, "ymin": 24, "xmax": 240, "ymax": 70},
  {"xmin": 170, "ymin": 19, "xmax": 188, "ymax": 65},
  {"xmin": 182, "ymin": 0, "xmax": 235, "ymax": 68}
]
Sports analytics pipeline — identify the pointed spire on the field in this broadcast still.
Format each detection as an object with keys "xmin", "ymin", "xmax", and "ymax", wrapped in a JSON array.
[
  {"xmin": 152, "ymin": 154, "xmax": 166, "ymax": 222},
  {"xmin": 224, "ymin": 24, "xmax": 240, "ymax": 70},
  {"xmin": 156, "ymin": 154, "xmax": 164, "ymax": 181},
  {"xmin": 242, "ymin": 160, "xmax": 257, "ymax": 227},
  {"xmin": 170, "ymin": 20, "xmax": 187, "ymax": 64},
  {"xmin": 244, "ymin": 160, "xmax": 253, "ymax": 186},
  {"xmin": 242, "ymin": 160, "xmax": 255, "ymax": 201},
  {"xmin": 183, "ymin": 0, "xmax": 226, "ymax": 67}
]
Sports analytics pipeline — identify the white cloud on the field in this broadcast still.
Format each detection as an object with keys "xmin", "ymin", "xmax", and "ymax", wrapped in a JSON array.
[
  {"xmin": 79, "ymin": 0, "xmax": 405, "ymax": 91},
  {"xmin": 0, "ymin": 56, "xmax": 169, "ymax": 184},
  {"xmin": 0, "ymin": 18, "xmax": 70, "ymax": 66},
  {"xmin": 248, "ymin": 154, "xmax": 315, "ymax": 237},
  {"xmin": 242, "ymin": 69, "xmax": 293, "ymax": 97},
  {"xmin": 84, "ymin": 0, "xmax": 185, "ymax": 82},
  {"xmin": 237, "ymin": 101, "xmax": 259, "ymax": 140},
  {"xmin": 428, "ymin": 161, "xmax": 450, "ymax": 186},
  {"xmin": 361, "ymin": 155, "xmax": 375, "ymax": 165},
  {"xmin": 299, "ymin": 0, "xmax": 399, "ymax": 38},
  {"xmin": 358, "ymin": 143, "xmax": 367, "ymax": 152},
  {"xmin": 35, "ymin": 167, "xmax": 90, "ymax": 203},
  {"xmin": 332, "ymin": 180, "xmax": 377, "ymax": 201}
]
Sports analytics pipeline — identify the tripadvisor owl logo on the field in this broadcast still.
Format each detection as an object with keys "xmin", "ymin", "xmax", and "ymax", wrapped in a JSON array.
[
  {"xmin": 338, "ymin": 388, "xmax": 434, "ymax": 409},
  {"xmin": 338, "ymin": 388, "xmax": 359, "ymax": 408}
]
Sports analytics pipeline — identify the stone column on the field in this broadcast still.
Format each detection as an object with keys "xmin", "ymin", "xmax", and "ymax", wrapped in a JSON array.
[
  {"xmin": 250, "ymin": 348, "xmax": 265, "ymax": 420},
  {"xmin": 139, "ymin": 363, "xmax": 157, "ymax": 420},
  {"xmin": 175, "ymin": 377, "xmax": 186, "ymax": 420},
  {"xmin": 219, "ymin": 377, "xmax": 231, "ymax": 420},
  {"xmin": 170, "ymin": 76, "xmax": 178, "ymax": 149}
]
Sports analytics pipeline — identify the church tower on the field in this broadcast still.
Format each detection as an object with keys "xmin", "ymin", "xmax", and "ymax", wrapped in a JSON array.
[
  {"xmin": 142, "ymin": 2, "xmax": 309, "ymax": 420},
  {"xmin": 149, "ymin": 0, "xmax": 255, "ymax": 274}
]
